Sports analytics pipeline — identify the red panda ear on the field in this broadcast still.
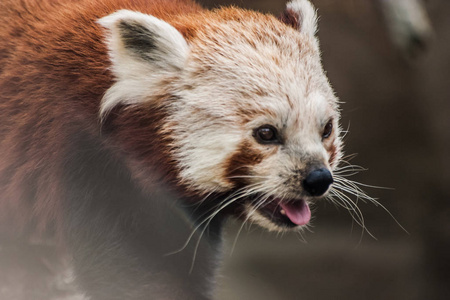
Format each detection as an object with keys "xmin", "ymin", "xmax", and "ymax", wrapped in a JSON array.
[
  {"xmin": 280, "ymin": 0, "xmax": 318, "ymax": 37},
  {"xmin": 98, "ymin": 10, "xmax": 188, "ymax": 71},
  {"xmin": 97, "ymin": 10, "xmax": 189, "ymax": 117}
]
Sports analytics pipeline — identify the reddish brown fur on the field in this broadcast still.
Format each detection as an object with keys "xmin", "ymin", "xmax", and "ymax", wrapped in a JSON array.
[
  {"xmin": 0, "ymin": 2, "xmax": 327, "ymax": 298},
  {"xmin": 225, "ymin": 140, "xmax": 265, "ymax": 186},
  {"xmin": 0, "ymin": 0, "xmax": 304, "ymax": 239},
  {"xmin": 0, "ymin": 0, "xmax": 205, "ymax": 238},
  {"xmin": 327, "ymin": 139, "xmax": 339, "ymax": 167},
  {"xmin": 279, "ymin": 8, "xmax": 301, "ymax": 29}
]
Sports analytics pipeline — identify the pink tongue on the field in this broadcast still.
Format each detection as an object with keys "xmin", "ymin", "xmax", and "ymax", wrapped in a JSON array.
[{"xmin": 280, "ymin": 200, "xmax": 311, "ymax": 226}]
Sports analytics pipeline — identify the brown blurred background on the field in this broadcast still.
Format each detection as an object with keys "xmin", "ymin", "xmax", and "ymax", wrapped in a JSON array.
[{"xmin": 194, "ymin": 1, "xmax": 450, "ymax": 300}]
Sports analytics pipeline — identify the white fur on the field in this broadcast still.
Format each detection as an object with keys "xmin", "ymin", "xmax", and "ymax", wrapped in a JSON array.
[
  {"xmin": 98, "ymin": 10, "xmax": 189, "ymax": 117},
  {"xmin": 166, "ymin": 18, "xmax": 337, "ymax": 194},
  {"xmin": 286, "ymin": 0, "xmax": 318, "ymax": 37},
  {"xmin": 244, "ymin": 204, "xmax": 285, "ymax": 232},
  {"xmin": 99, "ymin": 2, "xmax": 341, "ymax": 231}
]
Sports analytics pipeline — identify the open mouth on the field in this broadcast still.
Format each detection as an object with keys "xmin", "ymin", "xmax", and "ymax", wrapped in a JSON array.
[{"xmin": 254, "ymin": 197, "xmax": 311, "ymax": 228}]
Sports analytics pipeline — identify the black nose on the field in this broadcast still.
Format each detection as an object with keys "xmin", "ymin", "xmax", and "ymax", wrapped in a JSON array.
[{"xmin": 302, "ymin": 168, "xmax": 333, "ymax": 196}]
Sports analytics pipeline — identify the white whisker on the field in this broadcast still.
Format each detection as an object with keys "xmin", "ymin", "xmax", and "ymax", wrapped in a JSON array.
[
  {"xmin": 167, "ymin": 182, "xmax": 270, "ymax": 272},
  {"xmin": 328, "ymin": 160, "xmax": 408, "ymax": 241}
]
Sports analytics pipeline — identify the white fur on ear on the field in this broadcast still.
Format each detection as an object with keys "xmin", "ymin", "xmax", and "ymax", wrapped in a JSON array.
[
  {"xmin": 98, "ymin": 10, "xmax": 189, "ymax": 117},
  {"xmin": 285, "ymin": 0, "xmax": 318, "ymax": 36}
]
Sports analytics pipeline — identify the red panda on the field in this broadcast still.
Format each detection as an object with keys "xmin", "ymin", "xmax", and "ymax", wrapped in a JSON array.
[{"xmin": 0, "ymin": 0, "xmax": 342, "ymax": 299}]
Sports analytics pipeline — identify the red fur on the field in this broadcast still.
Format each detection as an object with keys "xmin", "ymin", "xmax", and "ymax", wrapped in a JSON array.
[
  {"xmin": 328, "ymin": 142, "xmax": 338, "ymax": 167},
  {"xmin": 280, "ymin": 8, "xmax": 301, "ymax": 29},
  {"xmin": 0, "ymin": 2, "xmax": 333, "ymax": 298},
  {"xmin": 0, "ymin": 0, "xmax": 203, "ymax": 238}
]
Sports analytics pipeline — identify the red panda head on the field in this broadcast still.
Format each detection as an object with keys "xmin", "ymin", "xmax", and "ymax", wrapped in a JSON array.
[{"xmin": 98, "ymin": 0, "xmax": 342, "ymax": 232}]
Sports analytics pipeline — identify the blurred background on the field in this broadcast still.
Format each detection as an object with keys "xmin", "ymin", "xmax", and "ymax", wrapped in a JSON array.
[{"xmin": 194, "ymin": 1, "xmax": 450, "ymax": 299}]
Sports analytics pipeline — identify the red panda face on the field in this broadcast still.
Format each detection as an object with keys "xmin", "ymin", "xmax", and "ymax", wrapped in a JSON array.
[{"xmin": 99, "ymin": 1, "xmax": 342, "ymax": 232}]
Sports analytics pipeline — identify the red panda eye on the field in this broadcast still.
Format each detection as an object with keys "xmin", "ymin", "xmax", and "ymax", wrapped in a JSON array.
[
  {"xmin": 254, "ymin": 125, "xmax": 279, "ymax": 144},
  {"xmin": 322, "ymin": 120, "xmax": 333, "ymax": 139}
]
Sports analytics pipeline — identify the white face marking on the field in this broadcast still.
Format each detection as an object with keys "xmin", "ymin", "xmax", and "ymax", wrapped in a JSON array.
[
  {"xmin": 244, "ymin": 204, "xmax": 285, "ymax": 233},
  {"xmin": 100, "ymin": 1, "xmax": 342, "ymax": 232},
  {"xmin": 168, "ymin": 17, "xmax": 340, "ymax": 192}
]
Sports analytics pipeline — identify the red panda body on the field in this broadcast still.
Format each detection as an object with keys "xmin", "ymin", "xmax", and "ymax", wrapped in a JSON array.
[
  {"xmin": 0, "ymin": 0, "xmax": 343, "ymax": 299},
  {"xmin": 0, "ymin": 0, "xmax": 201, "ymax": 236}
]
